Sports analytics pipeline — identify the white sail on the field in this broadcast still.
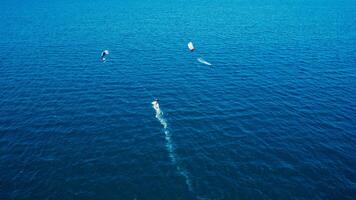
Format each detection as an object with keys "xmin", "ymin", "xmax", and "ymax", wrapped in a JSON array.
[{"xmin": 188, "ymin": 42, "xmax": 194, "ymax": 51}]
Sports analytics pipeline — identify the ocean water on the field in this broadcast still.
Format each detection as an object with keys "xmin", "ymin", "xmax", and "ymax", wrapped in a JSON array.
[{"xmin": 0, "ymin": 0, "xmax": 356, "ymax": 199}]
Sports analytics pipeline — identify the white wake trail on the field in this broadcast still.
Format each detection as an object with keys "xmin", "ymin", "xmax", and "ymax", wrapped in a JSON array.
[
  {"xmin": 197, "ymin": 57, "xmax": 212, "ymax": 66},
  {"xmin": 152, "ymin": 101, "xmax": 193, "ymax": 192}
]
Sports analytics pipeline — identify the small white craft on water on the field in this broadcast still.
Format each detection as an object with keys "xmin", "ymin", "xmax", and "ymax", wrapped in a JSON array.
[{"xmin": 152, "ymin": 99, "xmax": 160, "ymax": 110}]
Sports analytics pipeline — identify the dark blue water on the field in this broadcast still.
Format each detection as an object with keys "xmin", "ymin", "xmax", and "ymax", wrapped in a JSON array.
[{"xmin": 1, "ymin": 0, "xmax": 356, "ymax": 199}]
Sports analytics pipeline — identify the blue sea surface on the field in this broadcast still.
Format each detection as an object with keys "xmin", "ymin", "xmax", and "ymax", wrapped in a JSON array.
[{"xmin": 1, "ymin": 0, "xmax": 356, "ymax": 199}]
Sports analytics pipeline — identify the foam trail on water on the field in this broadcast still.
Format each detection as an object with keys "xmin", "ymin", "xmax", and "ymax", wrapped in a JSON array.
[
  {"xmin": 152, "ymin": 101, "xmax": 193, "ymax": 192},
  {"xmin": 197, "ymin": 57, "xmax": 212, "ymax": 66}
]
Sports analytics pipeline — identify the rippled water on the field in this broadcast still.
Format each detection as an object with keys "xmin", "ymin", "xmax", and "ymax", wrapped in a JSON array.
[{"xmin": 1, "ymin": 0, "xmax": 355, "ymax": 199}]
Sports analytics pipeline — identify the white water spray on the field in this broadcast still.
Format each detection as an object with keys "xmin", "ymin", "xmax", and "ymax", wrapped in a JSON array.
[
  {"xmin": 152, "ymin": 101, "xmax": 193, "ymax": 192},
  {"xmin": 197, "ymin": 57, "xmax": 212, "ymax": 66}
]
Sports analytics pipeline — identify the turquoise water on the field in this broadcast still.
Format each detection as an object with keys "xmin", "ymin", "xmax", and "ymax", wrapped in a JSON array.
[{"xmin": 1, "ymin": 0, "xmax": 355, "ymax": 199}]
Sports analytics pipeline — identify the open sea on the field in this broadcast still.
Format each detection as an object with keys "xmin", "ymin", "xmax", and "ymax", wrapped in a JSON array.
[{"xmin": 0, "ymin": 0, "xmax": 355, "ymax": 199}]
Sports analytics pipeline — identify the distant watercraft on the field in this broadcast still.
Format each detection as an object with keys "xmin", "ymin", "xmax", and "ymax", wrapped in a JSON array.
[
  {"xmin": 188, "ymin": 42, "xmax": 195, "ymax": 51},
  {"xmin": 152, "ymin": 99, "xmax": 160, "ymax": 110},
  {"xmin": 100, "ymin": 50, "xmax": 109, "ymax": 61}
]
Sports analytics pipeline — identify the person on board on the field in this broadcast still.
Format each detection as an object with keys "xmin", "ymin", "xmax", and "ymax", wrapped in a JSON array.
[{"xmin": 153, "ymin": 99, "xmax": 159, "ymax": 109}]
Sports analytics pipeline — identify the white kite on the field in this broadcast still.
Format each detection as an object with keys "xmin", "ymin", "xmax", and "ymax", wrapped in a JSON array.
[
  {"xmin": 100, "ymin": 50, "xmax": 109, "ymax": 61},
  {"xmin": 188, "ymin": 42, "xmax": 195, "ymax": 51}
]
